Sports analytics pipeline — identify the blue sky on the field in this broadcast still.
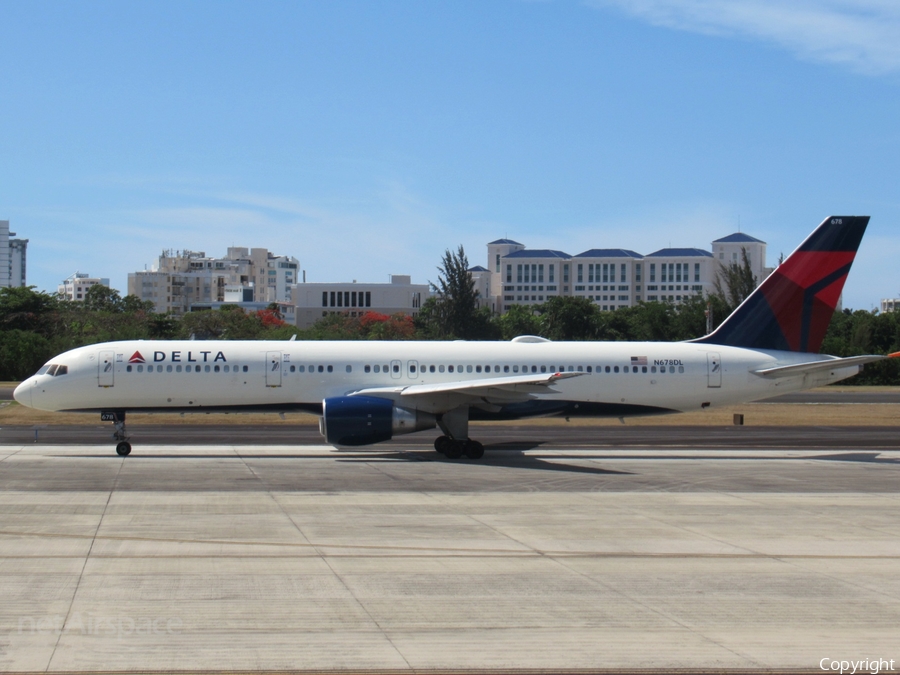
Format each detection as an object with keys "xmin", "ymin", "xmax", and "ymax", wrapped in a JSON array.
[{"xmin": 1, "ymin": 0, "xmax": 898, "ymax": 309}]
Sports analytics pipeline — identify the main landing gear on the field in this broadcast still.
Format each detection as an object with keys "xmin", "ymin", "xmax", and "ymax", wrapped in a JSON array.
[
  {"xmin": 102, "ymin": 411, "xmax": 131, "ymax": 456},
  {"xmin": 433, "ymin": 406, "xmax": 484, "ymax": 460},
  {"xmin": 434, "ymin": 435, "xmax": 485, "ymax": 460}
]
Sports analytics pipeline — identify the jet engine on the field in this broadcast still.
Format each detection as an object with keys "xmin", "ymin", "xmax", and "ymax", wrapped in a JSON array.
[{"xmin": 320, "ymin": 396, "xmax": 436, "ymax": 446}]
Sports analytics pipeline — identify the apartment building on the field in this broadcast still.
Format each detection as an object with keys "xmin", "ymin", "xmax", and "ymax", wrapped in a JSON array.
[
  {"xmin": 58, "ymin": 272, "xmax": 111, "ymax": 301},
  {"xmin": 0, "ymin": 220, "xmax": 27, "ymax": 288}
]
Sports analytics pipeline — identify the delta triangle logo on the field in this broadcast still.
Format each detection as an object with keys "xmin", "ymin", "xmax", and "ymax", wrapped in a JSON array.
[{"xmin": 128, "ymin": 351, "xmax": 146, "ymax": 364}]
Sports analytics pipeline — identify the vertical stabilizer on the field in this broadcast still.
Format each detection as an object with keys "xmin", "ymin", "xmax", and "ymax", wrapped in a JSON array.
[{"xmin": 695, "ymin": 216, "xmax": 869, "ymax": 353}]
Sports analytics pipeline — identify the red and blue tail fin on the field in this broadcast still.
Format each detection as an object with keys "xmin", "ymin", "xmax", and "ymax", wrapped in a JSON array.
[{"xmin": 695, "ymin": 216, "xmax": 869, "ymax": 353}]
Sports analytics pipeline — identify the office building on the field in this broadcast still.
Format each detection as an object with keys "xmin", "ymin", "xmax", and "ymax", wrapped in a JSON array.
[{"xmin": 292, "ymin": 274, "xmax": 429, "ymax": 329}]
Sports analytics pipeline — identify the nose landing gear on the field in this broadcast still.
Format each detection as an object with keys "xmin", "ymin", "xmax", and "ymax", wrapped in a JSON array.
[{"xmin": 102, "ymin": 411, "xmax": 131, "ymax": 456}]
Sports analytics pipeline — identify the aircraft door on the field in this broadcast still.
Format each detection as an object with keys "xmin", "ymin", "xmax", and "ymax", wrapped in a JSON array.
[
  {"xmin": 98, "ymin": 350, "xmax": 115, "ymax": 387},
  {"xmin": 390, "ymin": 359, "xmax": 402, "ymax": 379},
  {"xmin": 707, "ymin": 352, "xmax": 722, "ymax": 388},
  {"xmin": 266, "ymin": 351, "xmax": 282, "ymax": 387},
  {"xmin": 407, "ymin": 360, "xmax": 418, "ymax": 379}
]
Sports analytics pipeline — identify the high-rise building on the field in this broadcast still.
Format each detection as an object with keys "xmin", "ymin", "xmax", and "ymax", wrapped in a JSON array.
[
  {"xmin": 58, "ymin": 272, "xmax": 111, "ymax": 302},
  {"xmin": 0, "ymin": 220, "xmax": 28, "ymax": 288},
  {"xmin": 128, "ymin": 247, "xmax": 300, "ymax": 315},
  {"xmin": 485, "ymin": 230, "xmax": 770, "ymax": 314}
]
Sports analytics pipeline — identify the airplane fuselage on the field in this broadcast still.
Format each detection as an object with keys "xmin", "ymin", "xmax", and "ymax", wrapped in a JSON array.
[{"xmin": 15, "ymin": 338, "xmax": 859, "ymax": 420}]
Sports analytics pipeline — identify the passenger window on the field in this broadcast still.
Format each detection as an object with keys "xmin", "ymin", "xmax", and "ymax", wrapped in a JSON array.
[
  {"xmin": 669, "ymin": 366, "xmax": 675, "ymax": 373},
  {"xmin": 467, "ymin": 365, "xmax": 473, "ymax": 373},
  {"xmin": 167, "ymin": 365, "xmax": 173, "ymax": 372},
  {"xmin": 577, "ymin": 366, "xmax": 583, "ymax": 372},
  {"xmin": 298, "ymin": 365, "xmax": 304, "ymax": 372},
  {"xmin": 204, "ymin": 365, "xmax": 211, "ymax": 373},
  {"xmin": 448, "ymin": 365, "xmax": 454, "ymax": 373},
  {"xmin": 494, "ymin": 366, "xmax": 500, "ymax": 373},
  {"xmin": 540, "ymin": 365, "xmax": 546, "ymax": 373},
  {"xmin": 373, "ymin": 365, "xmax": 380, "ymax": 373},
  {"xmin": 458, "ymin": 365, "xmax": 463, "ymax": 372},
  {"xmin": 176, "ymin": 365, "xmax": 182, "ymax": 372},
  {"xmin": 318, "ymin": 365, "xmax": 324, "ymax": 373},
  {"xmin": 126, "ymin": 365, "xmax": 132, "ymax": 372},
  {"xmin": 346, "ymin": 365, "xmax": 352, "ymax": 373},
  {"xmin": 651, "ymin": 366, "xmax": 656, "ymax": 373},
  {"xmin": 430, "ymin": 365, "xmax": 436, "ymax": 373},
  {"xmin": 476, "ymin": 365, "xmax": 482, "ymax": 373},
  {"xmin": 614, "ymin": 366, "xmax": 619, "ymax": 373},
  {"xmin": 137, "ymin": 365, "xmax": 143, "ymax": 373},
  {"xmin": 439, "ymin": 365, "xmax": 445, "ymax": 373},
  {"xmin": 382, "ymin": 364, "xmax": 388, "ymax": 372},
  {"xmin": 513, "ymin": 366, "xmax": 519, "ymax": 373},
  {"xmin": 632, "ymin": 366, "xmax": 638, "ymax": 373},
  {"xmin": 195, "ymin": 365, "xmax": 201, "ymax": 372},
  {"xmin": 392, "ymin": 364, "xmax": 399, "ymax": 373},
  {"xmin": 642, "ymin": 366, "xmax": 647, "ymax": 373},
  {"xmin": 216, "ymin": 365, "xmax": 222, "ymax": 372},
  {"xmin": 678, "ymin": 366, "xmax": 684, "ymax": 373},
  {"xmin": 365, "ymin": 365, "xmax": 371, "ymax": 373},
  {"xmin": 156, "ymin": 365, "xmax": 162, "ymax": 372},
  {"xmin": 605, "ymin": 366, "xmax": 610, "ymax": 373},
  {"xmin": 327, "ymin": 365, "xmax": 333, "ymax": 373},
  {"xmin": 504, "ymin": 365, "xmax": 510, "ymax": 373},
  {"xmin": 243, "ymin": 365, "xmax": 248, "ymax": 372},
  {"xmin": 410, "ymin": 365, "xmax": 416, "ymax": 373},
  {"xmin": 587, "ymin": 366, "xmax": 592, "ymax": 373}
]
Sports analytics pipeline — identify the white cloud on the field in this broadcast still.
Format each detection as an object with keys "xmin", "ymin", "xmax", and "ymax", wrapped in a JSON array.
[{"xmin": 586, "ymin": 0, "xmax": 900, "ymax": 75}]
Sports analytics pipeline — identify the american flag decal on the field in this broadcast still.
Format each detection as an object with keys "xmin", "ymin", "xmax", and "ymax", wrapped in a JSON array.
[{"xmin": 631, "ymin": 356, "xmax": 647, "ymax": 366}]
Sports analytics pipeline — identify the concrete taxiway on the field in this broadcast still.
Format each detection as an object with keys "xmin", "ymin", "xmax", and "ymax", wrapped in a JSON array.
[{"xmin": 0, "ymin": 432, "xmax": 898, "ymax": 672}]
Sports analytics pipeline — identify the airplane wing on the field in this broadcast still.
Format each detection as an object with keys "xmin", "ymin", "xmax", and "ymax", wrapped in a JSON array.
[
  {"xmin": 751, "ymin": 354, "xmax": 893, "ymax": 378},
  {"xmin": 352, "ymin": 371, "xmax": 585, "ymax": 403}
]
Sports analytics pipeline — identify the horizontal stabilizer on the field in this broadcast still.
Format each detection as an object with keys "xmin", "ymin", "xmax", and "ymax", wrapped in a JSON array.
[{"xmin": 751, "ymin": 354, "xmax": 888, "ymax": 378}]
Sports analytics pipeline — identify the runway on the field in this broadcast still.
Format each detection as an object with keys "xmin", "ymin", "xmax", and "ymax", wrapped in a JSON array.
[{"xmin": 0, "ymin": 432, "xmax": 898, "ymax": 672}]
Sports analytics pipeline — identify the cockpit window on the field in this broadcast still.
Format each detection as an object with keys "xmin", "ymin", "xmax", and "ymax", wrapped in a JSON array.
[
  {"xmin": 42, "ymin": 364, "xmax": 69, "ymax": 376},
  {"xmin": 37, "ymin": 365, "xmax": 50, "ymax": 375},
  {"xmin": 46, "ymin": 365, "xmax": 59, "ymax": 376},
  {"xmin": 56, "ymin": 365, "xmax": 68, "ymax": 376}
]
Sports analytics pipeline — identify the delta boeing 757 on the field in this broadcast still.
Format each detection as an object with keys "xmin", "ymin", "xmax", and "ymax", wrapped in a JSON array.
[{"xmin": 14, "ymin": 216, "xmax": 892, "ymax": 458}]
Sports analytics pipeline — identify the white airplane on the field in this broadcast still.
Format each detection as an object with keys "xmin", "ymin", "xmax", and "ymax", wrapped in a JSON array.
[{"xmin": 14, "ymin": 216, "xmax": 892, "ymax": 459}]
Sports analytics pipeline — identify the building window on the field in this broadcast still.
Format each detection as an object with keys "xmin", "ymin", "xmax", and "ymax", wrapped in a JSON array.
[
  {"xmin": 495, "ymin": 253, "xmax": 500, "ymax": 273},
  {"xmin": 695, "ymin": 263, "xmax": 700, "ymax": 282},
  {"xmin": 635, "ymin": 263, "xmax": 642, "ymax": 282},
  {"xmin": 588, "ymin": 264, "xmax": 594, "ymax": 283},
  {"xmin": 577, "ymin": 264, "xmax": 583, "ymax": 283},
  {"xmin": 506, "ymin": 264, "xmax": 512, "ymax": 283},
  {"xmin": 621, "ymin": 263, "xmax": 626, "ymax": 283},
  {"xmin": 563, "ymin": 264, "xmax": 569, "ymax": 283},
  {"xmin": 538, "ymin": 264, "xmax": 544, "ymax": 283},
  {"xmin": 517, "ymin": 264, "xmax": 523, "ymax": 283},
  {"xmin": 548, "ymin": 265, "xmax": 554, "ymax": 283},
  {"xmin": 650, "ymin": 263, "xmax": 656, "ymax": 282}
]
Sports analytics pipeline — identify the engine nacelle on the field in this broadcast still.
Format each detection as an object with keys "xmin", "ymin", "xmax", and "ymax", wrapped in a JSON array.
[{"xmin": 320, "ymin": 396, "xmax": 436, "ymax": 446}]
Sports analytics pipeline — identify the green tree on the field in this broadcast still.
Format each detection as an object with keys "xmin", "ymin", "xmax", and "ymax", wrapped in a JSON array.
[
  {"xmin": 422, "ymin": 246, "xmax": 494, "ymax": 339},
  {"xmin": 496, "ymin": 304, "xmax": 542, "ymax": 340},
  {"xmin": 537, "ymin": 296, "xmax": 600, "ymax": 341},
  {"xmin": 714, "ymin": 247, "xmax": 757, "ymax": 308}
]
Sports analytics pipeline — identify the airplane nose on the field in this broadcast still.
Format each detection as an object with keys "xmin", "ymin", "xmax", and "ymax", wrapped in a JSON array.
[{"xmin": 13, "ymin": 380, "xmax": 32, "ymax": 408}]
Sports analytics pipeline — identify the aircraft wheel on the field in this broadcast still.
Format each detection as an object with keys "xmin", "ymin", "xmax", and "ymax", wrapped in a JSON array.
[
  {"xmin": 444, "ymin": 441, "xmax": 464, "ymax": 459},
  {"xmin": 464, "ymin": 440, "xmax": 485, "ymax": 460},
  {"xmin": 116, "ymin": 441, "xmax": 132, "ymax": 457},
  {"xmin": 434, "ymin": 435, "xmax": 450, "ymax": 454}
]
